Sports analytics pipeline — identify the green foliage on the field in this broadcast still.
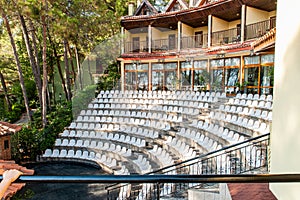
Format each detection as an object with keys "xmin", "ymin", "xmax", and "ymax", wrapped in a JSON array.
[
  {"xmin": 11, "ymin": 79, "xmax": 38, "ymax": 106},
  {"xmin": 11, "ymin": 103, "xmax": 73, "ymax": 162},
  {"xmin": 96, "ymin": 61, "xmax": 121, "ymax": 91},
  {"xmin": 72, "ymin": 84, "xmax": 97, "ymax": 117}
]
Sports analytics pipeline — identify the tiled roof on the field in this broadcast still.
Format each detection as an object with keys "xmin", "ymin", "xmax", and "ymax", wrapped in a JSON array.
[
  {"xmin": 228, "ymin": 183, "xmax": 277, "ymax": 200},
  {"xmin": 0, "ymin": 122, "xmax": 22, "ymax": 136},
  {"xmin": 207, "ymin": 41, "xmax": 252, "ymax": 53},
  {"xmin": 252, "ymin": 28, "xmax": 276, "ymax": 52},
  {"xmin": 0, "ymin": 160, "xmax": 34, "ymax": 199}
]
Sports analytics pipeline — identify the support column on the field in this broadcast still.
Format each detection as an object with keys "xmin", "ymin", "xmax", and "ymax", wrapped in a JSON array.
[
  {"xmin": 270, "ymin": 0, "xmax": 300, "ymax": 198},
  {"xmin": 208, "ymin": 15, "xmax": 212, "ymax": 48},
  {"xmin": 120, "ymin": 62, "xmax": 125, "ymax": 92},
  {"xmin": 121, "ymin": 27, "xmax": 125, "ymax": 54},
  {"xmin": 240, "ymin": 5, "xmax": 246, "ymax": 42},
  {"xmin": 177, "ymin": 21, "xmax": 182, "ymax": 51},
  {"xmin": 148, "ymin": 24, "xmax": 152, "ymax": 53}
]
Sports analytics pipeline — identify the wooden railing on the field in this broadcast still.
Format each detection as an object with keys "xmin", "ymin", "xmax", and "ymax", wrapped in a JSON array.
[
  {"xmin": 181, "ymin": 34, "xmax": 208, "ymax": 49},
  {"xmin": 124, "ymin": 41, "xmax": 148, "ymax": 53},
  {"xmin": 152, "ymin": 38, "xmax": 177, "ymax": 52},
  {"xmin": 245, "ymin": 18, "xmax": 276, "ymax": 40},
  {"xmin": 211, "ymin": 27, "xmax": 241, "ymax": 46}
]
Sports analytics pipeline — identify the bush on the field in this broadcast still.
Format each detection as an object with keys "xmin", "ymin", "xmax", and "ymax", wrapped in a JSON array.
[{"xmin": 11, "ymin": 103, "xmax": 73, "ymax": 162}]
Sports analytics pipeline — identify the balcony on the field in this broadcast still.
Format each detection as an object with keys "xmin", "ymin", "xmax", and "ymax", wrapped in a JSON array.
[
  {"xmin": 181, "ymin": 34, "xmax": 208, "ymax": 49},
  {"xmin": 122, "ymin": 18, "xmax": 276, "ymax": 54},
  {"xmin": 211, "ymin": 27, "xmax": 241, "ymax": 46},
  {"xmin": 245, "ymin": 18, "xmax": 276, "ymax": 40},
  {"xmin": 152, "ymin": 38, "xmax": 177, "ymax": 52}
]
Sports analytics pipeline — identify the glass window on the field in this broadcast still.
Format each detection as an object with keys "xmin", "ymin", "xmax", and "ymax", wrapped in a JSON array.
[
  {"xmin": 210, "ymin": 59, "xmax": 224, "ymax": 67},
  {"xmin": 125, "ymin": 71, "xmax": 136, "ymax": 90},
  {"xmin": 260, "ymin": 66, "xmax": 274, "ymax": 87},
  {"xmin": 165, "ymin": 63, "xmax": 177, "ymax": 69},
  {"xmin": 225, "ymin": 68, "xmax": 239, "ymax": 86},
  {"xmin": 152, "ymin": 71, "xmax": 164, "ymax": 91},
  {"xmin": 165, "ymin": 71, "xmax": 177, "ymax": 90},
  {"xmin": 137, "ymin": 71, "xmax": 148, "ymax": 90},
  {"xmin": 211, "ymin": 69, "xmax": 224, "ymax": 91},
  {"xmin": 244, "ymin": 56, "xmax": 260, "ymax": 65},
  {"xmin": 194, "ymin": 60, "xmax": 207, "ymax": 69},
  {"xmin": 194, "ymin": 69, "xmax": 209, "ymax": 90},
  {"xmin": 225, "ymin": 58, "xmax": 240, "ymax": 66},
  {"xmin": 261, "ymin": 54, "xmax": 274, "ymax": 64},
  {"xmin": 152, "ymin": 63, "xmax": 177, "ymax": 91},
  {"xmin": 125, "ymin": 64, "xmax": 135, "ymax": 70},
  {"xmin": 244, "ymin": 67, "xmax": 259, "ymax": 86}
]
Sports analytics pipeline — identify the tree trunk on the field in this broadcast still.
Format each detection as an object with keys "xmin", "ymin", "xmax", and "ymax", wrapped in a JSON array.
[
  {"xmin": 64, "ymin": 39, "xmax": 72, "ymax": 101},
  {"xmin": 0, "ymin": 71, "xmax": 11, "ymax": 111},
  {"xmin": 1, "ymin": 10, "xmax": 32, "ymax": 122},
  {"xmin": 19, "ymin": 14, "xmax": 43, "ymax": 108},
  {"xmin": 41, "ymin": 0, "xmax": 48, "ymax": 127},
  {"xmin": 28, "ymin": 20, "xmax": 41, "ymax": 79},
  {"xmin": 75, "ymin": 45, "xmax": 83, "ymax": 90},
  {"xmin": 67, "ymin": 43, "xmax": 76, "ymax": 86},
  {"xmin": 47, "ymin": 31, "xmax": 68, "ymax": 100}
]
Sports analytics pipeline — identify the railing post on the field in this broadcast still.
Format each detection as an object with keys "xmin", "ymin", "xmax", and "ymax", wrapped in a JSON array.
[{"xmin": 156, "ymin": 182, "xmax": 160, "ymax": 200}]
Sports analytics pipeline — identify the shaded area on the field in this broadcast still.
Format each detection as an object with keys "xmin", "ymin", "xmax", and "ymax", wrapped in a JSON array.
[{"xmin": 20, "ymin": 162, "xmax": 110, "ymax": 200}]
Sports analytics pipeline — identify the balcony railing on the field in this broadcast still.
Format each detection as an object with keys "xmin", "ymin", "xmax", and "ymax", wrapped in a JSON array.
[
  {"xmin": 107, "ymin": 133, "xmax": 271, "ymax": 199},
  {"xmin": 181, "ymin": 34, "xmax": 208, "ymax": 49},
  {"xmin": 211, "ymin": 27, "xmax": 241, "ymax": 46},
  {"xmin": 152, "ymin": 38, "xmax": 177, "ymax": 52},
  {"xmin": 124, "ymin": 41, "xmax": 148, "ymax": 53},
  {"xmin": 245, "ymin": 17, "xmax": 276, "ymax": 40}
]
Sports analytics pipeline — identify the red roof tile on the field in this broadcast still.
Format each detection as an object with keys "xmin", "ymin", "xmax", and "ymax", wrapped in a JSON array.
[
  {"xmin": 228, "ymin": 183, "xmax": 277, "ymax": 200},
  {"xmin": 0, "ymin": 122, "xmax": 22, "ymax": 136},
  {"xmin": 0, "ymin": 160, "xmax": 34, "ymax": 199}
]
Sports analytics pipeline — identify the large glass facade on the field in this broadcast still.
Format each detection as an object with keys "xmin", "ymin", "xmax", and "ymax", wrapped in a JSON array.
[{"xmin": 123, "ymin": 54, "xmax": 274, "ymax": 94}]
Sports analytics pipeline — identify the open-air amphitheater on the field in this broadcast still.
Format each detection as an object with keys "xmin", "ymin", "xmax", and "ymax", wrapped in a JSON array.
[{"xmin": 41, "ymin": 90, "xmax": 272, "ymax": 199}]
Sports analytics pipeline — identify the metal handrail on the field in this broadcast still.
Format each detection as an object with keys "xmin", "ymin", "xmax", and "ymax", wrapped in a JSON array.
[
  {"xmin": 105, "ymin": 133, "xmax": 270, "ymax": 198},
  {"xmin": 4, "ymin": 173, "xmax": 300, "ymax": 183}
]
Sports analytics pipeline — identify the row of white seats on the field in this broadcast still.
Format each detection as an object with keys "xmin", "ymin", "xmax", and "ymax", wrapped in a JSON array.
[
  {"xmin": 114, "ymin": 165, "xmax": 130, "ymax": 175},
  {"xmin": 177, "ymin": 127, "xmax": 223, "ymax": 152},
  {"xmin": 149, "ymin": 145, "xmax": 175, "ymax": 167},
  {"xmin": 58, "ymin": 132, "xmax": 146, "ymax": 148},
  {"xmin": 210, "ymin": 112, "xmax": 270, "ymax": 135},
  {"xmin": 165, "ymin": 136, "xmax": 197, "ymax": 160},
  {"xmin": 94, "ymin": 95, "xmax": 218, "ymax": 104},
  {"xmin": 42, "ymin": 149, "xmax": 117, "ymax": 168},
  {"xmin": 216, "ymin": 107, "xmax": 272, "ymax": 121},
  {"xmin": 62, "ymin": 126, "xmax": 159, "ymax": 140},
  {"xmin": 133, "ymin": 155, "xmax": 152, "ymax": 174},
  {"xmin": 97, "ymin": 90, "xmax": 225, "ymax": 99},
  {"xmin": 120, "ymin": 125, "xmax": 159, "ymax": 139},
  {"xmin": 225, "ymin": 99, "xmax": 272, "ymax": 110},
  {"xmin": 235, "ymin": 93, "xmax": 272, "ymax": 101},
  {"xmin": 69, "ymin": 118, "xmax": 170, "ymax": 131},
  {"xmin": 77, "ymin": 111, "xmax": 183, "ymax": 123},
  {"xmin": 54, "ymin": 139, "xmax": 132, "ymax": 157},
  {"xmin": 89, "ymin": 100, "xmax": 209, "ymax": 112}
]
